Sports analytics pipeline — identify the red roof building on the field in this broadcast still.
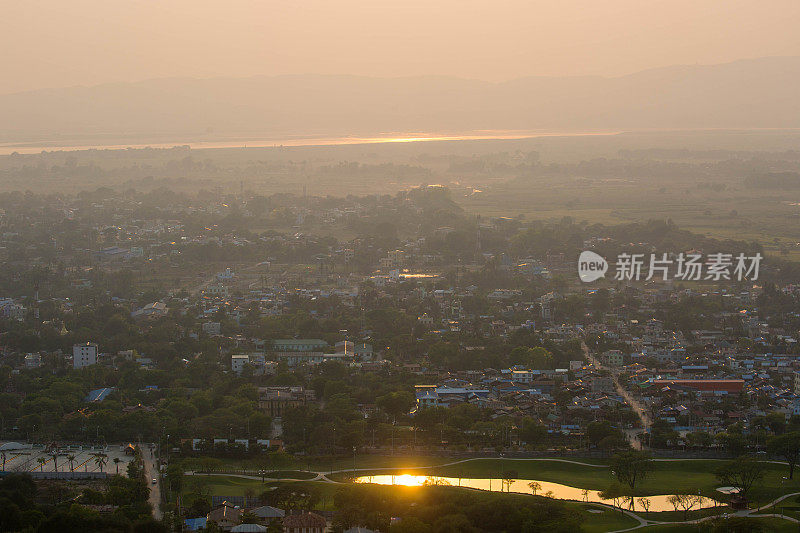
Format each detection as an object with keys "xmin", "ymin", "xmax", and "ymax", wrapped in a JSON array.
[{"xmin": 652, "ymin": 379, "xmax": 744, "ymax": 394}]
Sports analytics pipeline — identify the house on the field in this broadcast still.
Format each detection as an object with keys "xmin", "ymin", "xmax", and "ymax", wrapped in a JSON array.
[
  {"xmin": 283, "ymin": 512, "xmax": 327, "ymax": 533},
  {"xmin": 0, "ymin": 298, "xmax": 25, "ymax": 320},
  {"xmin": 652, "ymin": 379, "xmax": 744, "ymax": 395},
  {"xmin": 231, "ymin": 354, "xmax": 251, "ymax": 375},
  {"xmin": 24, "ymin": 353, "xmax": 42, "ymax": 368},
  {"xmin": 232, "ymin": 525, "xmax": 267, "ymax": 533},
  {"xmin": 73, "ymin": 343, "xmax": 98, "ymax": 369},
  {"xmin": 94, "ymin": 246, "xmax": 130, "ymax": 262},
  {"xmin": 130, "ymin": 302, "xmax": 168, "ymax": 319},
  {"xmin": 85, "ymin": 387, "xmax": 115, "ymax": 402},
  {"xmin": 353, "ymin": 343, "xmax": 374, "ymax": 359},
  {"xmin": 202, "ymin": 322, "xmax": 222, "ymax": 335},
  {"xmin": 207, "ymin": 502, "xmax": 242, "ymax": 530},
  {"xmin": 250, "ymin": 505, "xmax": 285, "ymax": 523},
  {"xmin": 184, "ymin": 517, "xmax": 207, "ymax": 531}
]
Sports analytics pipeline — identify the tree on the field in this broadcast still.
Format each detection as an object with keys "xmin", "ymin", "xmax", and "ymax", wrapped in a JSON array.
[
  {"xmin": 611, "ymin": 450, "xmax": 654, "ymax": 491},
  {"xmin": 667, "ymin": 494, "xmax": 703, "ymax": 519},
  {"xmin": 528, "ymin": 481, "xmax": 541, "ymax": 496},
  {"xmin": 519, "ymin": 418, "xmax": 547, "ymax": 447},
  {"xmin": 768, "ymin": 431, "xmax": 800, "ymax": 479},
  {"xmin": 376, "ymin": 391, "xmax": 415, "ymax": 421},
  {"xmin": 36, "ymin": 457, "xmax": 46, "ymax": 471},
  {"xmin": 715, "ymin": 457, "xmax": 764, "ymax": 501},
  {"xmin": 93, "ymin": 454, "xmax": 108, "ymax": 473},
  {"xmin": 67, "ymin": 455, "xmax": 76, "ymax": 472},
  {"xmin": 599, "ymin": 483, "xmax": 628, "ymax": 512},
  {"xmin": 637, "ymin": 497, "xmax": 651, "ymax": 516},
  {"xmin": 587, "ymin": 421, "xmax": 626, "ymax": 449},
  {"xmin": 113, "ymin": 458, "xmax": 121, "ymax": 475}
]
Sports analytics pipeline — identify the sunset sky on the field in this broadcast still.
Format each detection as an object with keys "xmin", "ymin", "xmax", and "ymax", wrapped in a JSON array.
[{"xmin": 4, "ymin": 0, "xmax": 800, "ymax": 95}]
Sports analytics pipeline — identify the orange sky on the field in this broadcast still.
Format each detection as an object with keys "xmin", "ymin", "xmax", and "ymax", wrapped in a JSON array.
[{"xmin": 4, "ymin": 0, "xmax": 800, "ymax": 94}]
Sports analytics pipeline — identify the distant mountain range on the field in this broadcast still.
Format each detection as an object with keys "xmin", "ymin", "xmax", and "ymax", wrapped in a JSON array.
[{"xmin": 2, "ymin": 57, "xmax": 799, "ymax": 141}]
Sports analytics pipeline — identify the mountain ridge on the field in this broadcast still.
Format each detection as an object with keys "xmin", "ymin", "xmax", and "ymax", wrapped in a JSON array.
[{"xmin": 2, "ymin": 56, "xmax": 799, "ymax": 141}]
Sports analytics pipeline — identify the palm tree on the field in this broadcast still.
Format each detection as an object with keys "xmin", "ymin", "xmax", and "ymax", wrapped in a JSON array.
[
  {"xmin": 51, "ymin": 453, "xmax": 58, "ymax": 473},
  {"xmin": 93, "ymin": 453, "xmax": 108, "ymax": 473},
  {"xmin": 37, "ymin": 457, "xmax": 46, "ymax": 471},
  {"xmin": 1, "ymin": 451, "xmax": 6, "ymax": 471},
  {"xmin": 67, "ymin": 455, "xmax": 76, "ymax": 472},
  {"xmin": 113, "ymin": 457, "xmax": 121, "ymax": 474}
]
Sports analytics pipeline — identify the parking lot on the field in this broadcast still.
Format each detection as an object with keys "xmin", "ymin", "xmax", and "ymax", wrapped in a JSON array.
[{"xmin": 1, "ymin": 443, "xmax": 135, "ymax": 476}]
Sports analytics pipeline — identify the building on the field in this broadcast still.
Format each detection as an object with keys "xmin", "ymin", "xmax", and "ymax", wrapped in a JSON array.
[
  {"xmin": 353, "ymin": 343, "xmax": 374, "ymax": 359},
  {"xmin": 24, "ymin": 353, "xmax": 42, "ymax": 368},
  {"xmin": 415, "ymin": 385, "xmax": 490, "ymax": 409},
  {"xmin": 652, "ymin": 379, "xmax": 744, "ymax": 395},
  {"xmin": 73, "ymin": 343, "xmax": 98, "ymax": 369},
  {"xmin": 231, "ymin": 354, "xmax": 250, "ymax": 375},
  {"xmin": 282, "ymin": 512, "xmax": 326, "ymax": 533},
  {"xmin": 86, "ymin": 387, "xmax": 115, "ymax": 402},
  {"xmin": 130, "ymin": 302, "xmax": 168, "ymax": 319},
  {"xmin": 231, "ymin": 524, "xmax": 266, "ymax": 533},
  {"xmin": 250, "ymin": 505, "xmax": 285, "ymax": 524},
  {"xmin": 601, "ymin": 350, "xmax": 624, "ymax": 366},
  {"xmin": 202, "ymin": 322, "xmax": 222, "ymax": 335},
  {"xmin": 207, "ymin": 502, "xmax": 242, "ymax": 530},
  {"xmin": 272, "ymin": 339, "xmax": 328, "ymax": 352},
  {"xmin": 275, "ymin": 351, "xmax": 348, "ymax": 367},
  {"xmin": 184, "ymin": 518, "xmax": 207, "ymax": 531},
  {"xmin": 258, "ymin": 387, "xmax": 315, "ymax": 417},
  {"xmin": 204, "ymin": 285, "xmax": 229, "ymax": 298}
]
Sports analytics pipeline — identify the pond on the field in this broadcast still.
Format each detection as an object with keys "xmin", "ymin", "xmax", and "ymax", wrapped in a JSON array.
[{"xmin": 354, "ymin": 474, "xmax": 722, "ymax": 513}]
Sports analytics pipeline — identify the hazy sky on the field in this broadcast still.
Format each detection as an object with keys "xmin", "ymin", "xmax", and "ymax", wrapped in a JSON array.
[{"xmin": 4, "ymin": 0, "xmax": 800, "ymax": 95}]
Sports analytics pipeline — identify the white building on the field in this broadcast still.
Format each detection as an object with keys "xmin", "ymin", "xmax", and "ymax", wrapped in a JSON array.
[
  {"xmin": 231, "ymin": 354, "xmax": 250, "ymax": 375},
  {"xmin": 73, "ymin": 343, "xmax": 98, "ymax": 369}
]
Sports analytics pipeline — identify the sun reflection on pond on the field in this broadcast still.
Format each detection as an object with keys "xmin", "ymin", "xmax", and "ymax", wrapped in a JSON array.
[{"xmin": 354, "ymin": 474, "xmax": 722, "ymax": 513}]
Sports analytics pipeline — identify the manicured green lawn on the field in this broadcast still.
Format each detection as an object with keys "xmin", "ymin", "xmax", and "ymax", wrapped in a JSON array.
[
  {"xmin": 563, "ymin": 503, "xmax": 639, "ymax": 533},
  {"xmin": 341, "ymin": 458, "xmax": 800, "ymax": 506}
]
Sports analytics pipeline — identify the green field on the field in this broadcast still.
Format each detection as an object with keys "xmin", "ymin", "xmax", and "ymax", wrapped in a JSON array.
[
  {"xmin": 333, "ymin": 458, "xmax": 800, "ymax": 506},
  {"xmin": 178, "ymin": 457, "xmax": 800, "ymax": 531}
]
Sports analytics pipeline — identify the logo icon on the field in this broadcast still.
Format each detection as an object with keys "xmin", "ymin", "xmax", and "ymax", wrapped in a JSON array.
[{"xmin": 578, "ymin": 251, "xmax": 608, "ymax": 282}]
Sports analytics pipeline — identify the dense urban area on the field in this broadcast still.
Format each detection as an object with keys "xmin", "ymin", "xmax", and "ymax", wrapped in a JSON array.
[{"xmin": 1, "ymin": 172, "xmax": 800, "ymax": 533}]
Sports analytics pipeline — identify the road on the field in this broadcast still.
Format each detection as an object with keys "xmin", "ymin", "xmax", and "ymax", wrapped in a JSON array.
[
  {"xmin": 142, "ymin": 446, "xmax": 162, "ymax": 520},
  {"xmin": 582, "ymin": 342, "xmax": 650, "ymax": 450}
]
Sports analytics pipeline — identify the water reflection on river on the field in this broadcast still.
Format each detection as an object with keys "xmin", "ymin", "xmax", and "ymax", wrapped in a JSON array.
[{"xmin": 354, "ymin": 474, "xmax": 721, "ymax": 513}]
